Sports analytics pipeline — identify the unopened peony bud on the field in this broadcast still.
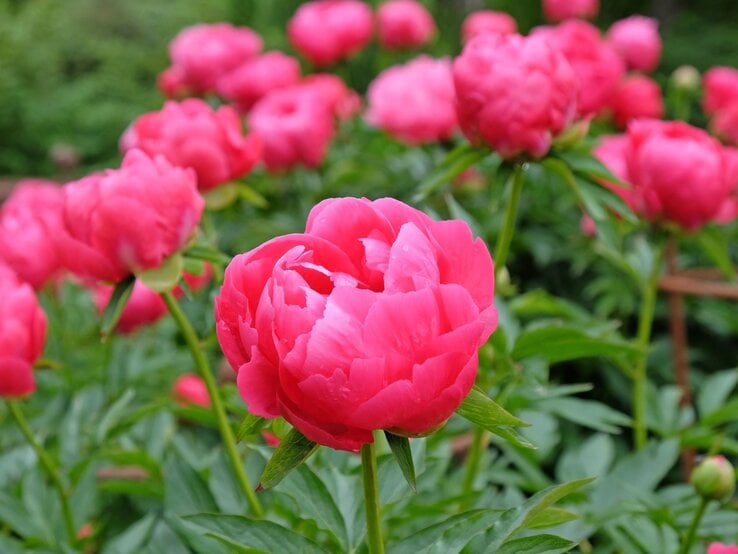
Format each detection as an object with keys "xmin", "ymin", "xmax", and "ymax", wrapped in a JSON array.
[
  {"xmin": 671, "ymin": 65, "xmax": 700, "ymax": 94},
  {"xmin": 691, "ymin": 455, "xmax": 736, "ymax": 502}
]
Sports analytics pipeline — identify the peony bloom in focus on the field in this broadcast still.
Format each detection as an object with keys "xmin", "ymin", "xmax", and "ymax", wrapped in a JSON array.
[
  {"xmin": 0, "ymin": 265, "xmax": 46, "ymax": 398},
  {"xmin": 161, "ymin": 23, "xmax": 263, "ymax": 95},
  {"xmin": 0, "ymin": 180, "xmax": 64, "ymax": 289},
  {"xmin": 58, "ymin": 150, "xmax": 204, "ymax": 283},
  {"xmin": 534, "ymin": 20, "xmax": 625, "ymax": 117},
  {"xmin": 708, "ymin": 544, "xmax": 738, "ymax": 554},
  {"xmin": 366, "ymin": 56, "xmax": 456, "ymax": 144},
  {"xmin": 121, "ymin": 99, "xmax": 261, "ymax": 192},
  {"xmin": 301, "ymin": 74, "xmax": 361, "ymax": 120},
  {"xmin": 703, "ymin": 67, "xmax": 738, "ymax": 116},
  {"xmin": 173, "ymin": 374, "xmax": 211, "ymax": 408},
  {"xmin": 288, "ymin": 0, "xmax": 374, "ymax": 67},
  {"xmin": 461, "ymin": 10, "xmax": 517, "ymax": 43},
  {"xmin": 215, "ymin": 197, "xmax": 497, "ymax": 451},
  {"xmin": 249, "ymin": 85, "xmax": 336, "ymax": 171},
  {"xmin": 594, "ymin": 120, "xmax": 736, "ymax": 231},
  {"xmin": 453, "ymin": 32, "xmax": 578, "ymax": 159},
  {"xmin": 610, "ymin": 75, "xmax": 664, "ymax": 129},
  {"xmin": 542, "ymin": 0, "xmax": 599, "ymax": 22},
  {"xmin": 377, "ymin": 0, "xmax": 436, "ymax": 50},
  {"xmin": 606, "ymin": 16, "xmax": 661, "ymax": 73},
  {"xmin": 216, "ymin": 51, "xmax": 302, "ymax": 113}
]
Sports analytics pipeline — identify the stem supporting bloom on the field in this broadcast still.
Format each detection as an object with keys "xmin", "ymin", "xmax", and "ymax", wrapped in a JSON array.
[
  {"xmin": 679, "ymin": 497, "xmax": 709, "ymax": 554},
  {"xmin": 161, "ymin": 291, "xmax": 264, "ymax": 518},
  {"xmin": 6, "ymin": 400, "xmax": 77, "ymax": 544},
  {"xmin": 361, "ymin": 440, "xmax": 385, "ymax": 554},
  {"xmin": 493, "ymin": 163, "xmax": 525, "ymax": 280}
]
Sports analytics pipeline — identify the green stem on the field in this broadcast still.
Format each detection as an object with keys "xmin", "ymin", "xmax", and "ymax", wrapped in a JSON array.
[
  {"xmin": 461, "ymin": 427, "xmax": 487, "ymax": 499},
  {"xmin": 493, "ymin": 163, "xmax": 525, "ymax": 281},
  {"xmin": 632, "ymin": 244, "xmax": 665, "ymax": 449},
  {"xmin": 414, "ymin": 147, "xmax": 487, "ymax": 202},
  {"xmin": 679, "ymin": 497, "xmax": 709, "ymax": 554},
  {"xmin": 361, "ymin": 440, "xmax": 385, "ymax": 554},
  {"xmin": 6, "ymin": 401, "xmax": 77, "ymax": 545},
  {"xmin": 161, "ymin": 291, "xmax": 264, "ymax": 518}
]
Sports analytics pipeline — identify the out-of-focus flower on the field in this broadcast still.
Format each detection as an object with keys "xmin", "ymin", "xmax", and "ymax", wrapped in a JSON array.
[
  {"xmin": 453, "ymin": 32, "xmax": 578, "ymax": 158},
  {"xmin": 0, "ymin": 180, "xmax": 64, "ymax": 289},
  {"xmin": 215, "ymin": 197, "xmax": 497, "ymax": 451},
  {"xmin": 121, "ymin": 99, "xmax": 261, "ymax": 192},
  {"xmin": 610, "ymin": 75, "xmax": 664, "ymax": 129},
  {"xmin": 366, "ymin": 56, "xmax": 456, "ymax": 144},
  {"xmin": 580, "ymin": 213, "xmax": 597, "ymax": 236},
  {"xmin": 712, "ymin": 104, "xmax": 738, "ymax": 146},
  {"xmin": 288, "ymin": 0, "xmax": 373, "ymax": 67},
  {"xmin": 703, "ymin": 67, "xmax": 738, "ymax": 116},
  {"xmin": 173, "ymin": 374, "xmax": 211, "ymax": 407},
  {"xmin": 301, "ymin": 74, "xmax": 361, "ymax": 120},
  {"xmin": 708, "ymin": 543, "xmax": 738, "ymax": 554},
  {"xmin": 377, "ymin": 0, "xmax": 435, "ymax": 50},
  {"xmin": 542, "ymin": 0, "xmax": 599, "ymax": 22},
  {"xmin": 606, "ymin": 16, "xmax": 661, "ymax": 72},
  {"xmin": 461, "ymin": 10, "xmax": 517, "ymax": 43}
]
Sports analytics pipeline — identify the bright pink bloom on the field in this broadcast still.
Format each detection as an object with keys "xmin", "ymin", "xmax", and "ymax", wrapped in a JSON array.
[
  {"xmin": 93, "ymin": 281, "xmax": 167, "ymax": 334},
  {"xmin": 173, "ymin": 374, "xmax": 211, "ymax": 408},
  {"xmin": 377, "ymin": 0, "xmax": 435, "ymax": 50},
  {"xmin": 58, "ymin": 150, "xmax": 203, "ymax": 283},
  {"xmin": 366, "ymin": 56, "xmax": 456, "ymax": 144},
  {"xmin": 301, "ymin": 74, "xmax": 361, "ymax": 120},
  {"xmin": 542, "ymin": 0, "xmax": 599, "ymax": 22},
  {"xmin": 157, "ymin": 66, "xmax": 190, "ymax": 99},
  {"xmin": 708, "ymin": 543, "xmax": 738, "ymax": 554},
  {"xmin": 716, "ymin": 147, "xmax": 738, "ymax": 223},
  {"xmin": 166, "ymin": 23, "xmax": 262, "ymax": 94},
  {"xmin": 288, "ymin": 0, "xmax": 374, "ymax": 66},
  {"xmin": 607, "ymin": 16, "xmax": 661, "ymax": 72},
  {"xmin": 453, "ymin": 32, "xmax": 578, "ymax": 159},
  {"xmin": 121, "ymin": 99, "xmax": 261, "ymax": 192},
  {"xmin": 461, "ymin": 10, "xmax": 517, "ymax": 43},
  {"xmin": 249, "ymin": 86, "xmax": 335, "ymax": 171},
  {"xmin": 535, "ymin": 20, "xmax": 625, "ymax": 117},
  {"xmin": 703, "ymin": 67, "xmax": 738, "ymax": 116},
  {"xmin": 215, "ymin": 197, "xmax": 497, "ymax": 451},
  {"xmin": 594, "ymin": 120, "xmax": 736, "ymax": 230},
  {"xmin": 0, "ymin": 265, "xmax": 46, "ymax": 398},
  {"xmin": 713, "ymin": 104, "xmax": 738, "ymax": 146},
  {"xmin": 217, "ymin": 51, "xmax": 302, "ymax": 113},
  {"xmin": 0, "ymin": 180, "xmax": 64, "ymax": 289},
  {"xmin": 610, "ymin": 75, "xmax": 664, "ymax": 129}
]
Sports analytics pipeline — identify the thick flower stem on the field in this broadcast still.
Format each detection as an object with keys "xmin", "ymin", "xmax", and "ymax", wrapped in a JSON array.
[
  {"xmin": 160, "ymin": 291, "xmax": 264, "ymax": 518},
  {"xmin": 361, "ymin": 440, "xmax": 385, "ymax": 554},
  {"xmin": 679, "ymin": 497, "xmax": 709, "ymax": 554},
  {"xmin": 6, "ymin": 400, "xmax": 77, "ymax": 545},
  {"xmin": 632, "ymin": 245, "xmax": 665, "ymax": 450}
]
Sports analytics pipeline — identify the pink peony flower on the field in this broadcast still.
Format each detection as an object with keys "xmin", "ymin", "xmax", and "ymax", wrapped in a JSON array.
[
  {"xmin": 610, "ymin": 75, "xmax": 664, "ymax": 129},
  {"xmin": 58, "ymin": 150, "xmax": 204, "ymax": 283},
  {"xmin": 166, "ymin": 23, "xmax": 262, "ymax": 95},
  {"xmin": 703, "ymin": 67, "xmax": 738, "ymax": 116},
  {"xmin": 0, "ymin": 180, "xmax": 64, "ymax": 289},
  {"xmin": 157, "ymin": 66, "xmax": 190, "ymax": 99},
  {"xmin": 453, "ymin": 32, "xmax": 578, "ymax": 159},
  {"xmin": 215, "ymin": 197, "xmax": 497, "ymax": 451},
  {"xmin": 377, "ymin": 0, "xmax": 435, "ymax": 50},
  {"xmin": 713, "ymin": 104, "xmax": 738, "ymax": 146},
  {"xmin": 534, "ymin": 20, "xmax": 625, "ymax": 117},
  {"xmin": 366, "ymin": 56, "xmax": 456, "ymax": 144},
  {"xmin": 708, "ymin": 544, "xmax": 738, "ymax": 554},
  {"xmin": 121, "ymin": 99, "xmax": 261, "ymax": 192},
  {"xmin": 301, "ymin": 74, "xmax": 361, "ymax": 120},
  {"xmin": 461, "ymin": 10, "xmax": 517, "ymax": 43},
  {"xmin": 216, "ymin": 51, "xmax": 302, "ymax": 113},
  {"xmin": 248, "ymin": 85, "xmax": 336, "ymax": 171},
  {"xmin": 594, "ymin": 120, "xmax": 736, "ymax": 230},
  {"xmin": 0, "ymin": 264, "xmax": 46, "ymax": 398},
  {"xmin": 606, "ymin": 16, "xmax": 661, "ymax": 73},
  {"xmin": 173, "ymin": 374, "xmax": 211, "ymax": 408},
  {"xmin": 288, "ymin": 0, "xmax": 374, "ymax": 67},
  {"xmin": 542, "ymin": 0, "xmax": 599, "ymax": 22}
]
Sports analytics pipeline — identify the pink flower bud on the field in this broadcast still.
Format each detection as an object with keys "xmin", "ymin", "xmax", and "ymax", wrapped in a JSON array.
[
  {"xmin": 215, "ymin": 197, "xmax": 497, "ymax": 451},
  {"xmin": 461, "ymin": 10, "xmax": 517, "ymax": 44},
  {"xmin": 173, "ymin": 374, "xmax": 211, "ymax": 408},
  {"xmin": 606, "ymin": 16, "xmax": 661, "ymax": 72},
  {"xmin": 453, "ymin": 32, "xmax": 578, "ymax": 159},
  {"xmin": 703, "ymin": 67, "xmax": 738, "ymax": 116},
  {"xmin": 691, "ymin": 455, "xmax": 736, "ymax": 502},
  {"xmin": 542, "ymin": 0, "xmax": 599, "ymax": 22},
  {"xmin": 610, "ymin": 75, "xmax": 664, "ymax": 130},
  {"xmin": 377, "ymin": 0, "xmax": 435, "ymax": 50}
]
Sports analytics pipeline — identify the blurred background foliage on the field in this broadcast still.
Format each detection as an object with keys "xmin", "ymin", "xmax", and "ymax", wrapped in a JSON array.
[{"xmin": 0, "ymin": 0, "xmax": 737, "ymax": 177}]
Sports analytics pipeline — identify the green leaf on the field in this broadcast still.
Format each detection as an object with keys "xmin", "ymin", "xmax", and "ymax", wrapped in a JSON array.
[
  {"xmin": 237, "ymin": 413, "xmax": 267, "ymax": 442},
  {"xmin": 392, "ymin": 510, "xmax": 503, "ymax": 554},
  {"xmin": 136, "ymin": 252, "xmax": 184, "ymax": 292},
  {"xmin": 203, "ymin": 182, "xmax": 240, "ymax": 210},
  {"xmin": 492, "ymin": 426, "xmax": 537, "ymax": 450},
  {"xmin": 96, "ymin": 389, "xmax": 136, "ymax": 444},
  {"xmin": 100, "ymin": 274, "xmax": 135, "ymax": 338},
  {"xmin": 696, "ymin": 226, "xmax": 737, "ymax": 281},
  {"xmin": 539, "ymin": 397, "xmax": 631, "ymax": 434},
  {"xmin": 496, "ymin": 535, "xmax": 576, "ymax": 554},
  {"xmin": 523, "ymin": 507, "xmax": 579, "ymax": 530},
  {"xmin": 555, "ymin": 148, "xmax": 629, "ymax": 185},
  {"xmin": 697, "ymin": 369, "xmax": 738, "ymax": 418},
  {"xmin": 183, "ymin": 514, "xmax": 327, "ymax": 554},
  {"xmin": 184, "ymin": 245, "xmax": 232, "ymax": 266},
  {"xmin": 510, "ymin": 289, "xmax": 590, "ymax": 322},
  {"xmin": 258, "ymin": 428, "xmax": 319, "ymax": 489},
  {"xmin": 384, "ymin": 432, "xmax": 416, "ymax": 491},
  {"xmin": 239, "ymin": 183, "xmax": 269, "ymax": 208},
  {"xmin": 512, "ymin": 325, "xmax": 638, "ymax": 365},
  {"xmin": 701, "ymin": 397, "xmax": 738, "ymax": 426},
  {"xmin": 456, "ymin": 386, "xmax": 528, "ymax": 430}
]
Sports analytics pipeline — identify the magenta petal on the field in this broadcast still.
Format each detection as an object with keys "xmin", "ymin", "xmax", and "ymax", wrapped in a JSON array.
[
  {"xmin": 236, "ymin": 349, "xmax": 280, "ymax": 418},
  {"xmin": 384, "ymin": 223, "xmax": 440, "ymax": 293},
  {"xmin": 0, "ymin": 357, "xmax": 36, "ymax": 398}
]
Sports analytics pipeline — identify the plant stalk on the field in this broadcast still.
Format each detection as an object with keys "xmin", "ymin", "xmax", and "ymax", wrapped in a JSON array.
[
  {"xmin": 161, "ymin": 291, "xmax": 264, "ymax": 518},
  {"xmin": 6, "ymin": 400, "xmax": 77, "ymax": 545},
  {"xmin": 361, "ymin": 440, "xmax": 385, "ymax": 554},
  {"xmin": 679, "ymin": 497, "xmax": 709, "ymax": 554}
]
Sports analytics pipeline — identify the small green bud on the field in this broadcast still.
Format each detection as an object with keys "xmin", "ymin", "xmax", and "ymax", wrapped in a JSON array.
[{"xmin": 690, "ymin": 455, "xmax": 736, "ymax": 502}]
